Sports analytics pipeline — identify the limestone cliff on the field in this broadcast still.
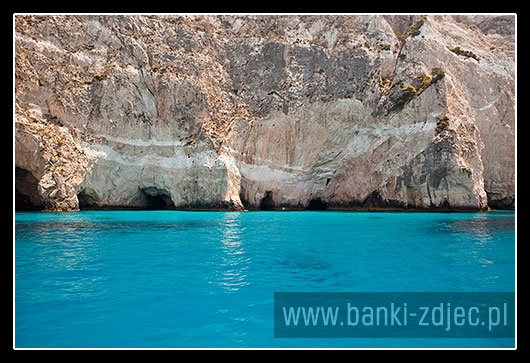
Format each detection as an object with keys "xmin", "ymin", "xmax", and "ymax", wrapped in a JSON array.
[{"xmin": 14, "ymin": 14, "xmax": 515, "ymax": 211}]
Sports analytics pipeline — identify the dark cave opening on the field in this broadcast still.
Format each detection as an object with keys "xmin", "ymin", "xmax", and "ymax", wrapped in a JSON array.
[
  {"xmin": 77, "ymin": 189, "xmax": 98, "ymax": 209},
  {"xmin": 259, "ymin": 191, "xmax": 275, "ymax": 210},
  {"xmin": 15, "ymin": 167, "xmax": 43, "ymax": 210},
  {"xmin": 140, "ymin": 187, "xmax": 176, "ymax": 210},
  {"xmin": 486, "ymin": 192, "xmax": 515, "ymax": 210},
  {"xmin": 145, "ymin": 194, "xmax": 174, "ymax": 210},
  {"xmin": 306, "ymin": 197, "xmax": 328, "ymax": 210}
]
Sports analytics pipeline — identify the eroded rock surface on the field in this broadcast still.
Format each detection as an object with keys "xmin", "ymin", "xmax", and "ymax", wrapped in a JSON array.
[{"xmin": 15, "ymin": 15, "xmax": 515, "ymax": 210}]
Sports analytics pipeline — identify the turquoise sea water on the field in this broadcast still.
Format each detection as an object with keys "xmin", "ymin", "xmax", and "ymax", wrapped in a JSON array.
[{"xmin": 14, "ymin": 210, "xmax": 515, "ymax": 348}]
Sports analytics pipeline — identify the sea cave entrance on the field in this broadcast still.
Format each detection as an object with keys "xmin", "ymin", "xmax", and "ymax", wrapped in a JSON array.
[
  {"xmin": 139, "ymin": 187, "xmax": 176, "ymax": 210},
  {"xmin": 77, "ymin": 189, "xmax": 99, "ymax": 209},
  {"xmin": 15, "ymin": 166, "xmax": 43, "ymax": 210},
  {"xmin": 259, "ymin": 191, "xmax": 275, "ymax": 210},
  {"xmin": 306, "ymin": 197, "xmax": 328, "ymax": 210}
]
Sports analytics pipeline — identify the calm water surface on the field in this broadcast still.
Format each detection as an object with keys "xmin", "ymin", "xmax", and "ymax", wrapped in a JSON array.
[{"xmin": 14, "ymin": 210, "xmax": 515, "ymax": 348}]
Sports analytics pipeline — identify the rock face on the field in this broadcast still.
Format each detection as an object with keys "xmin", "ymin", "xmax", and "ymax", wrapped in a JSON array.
[{"xmin": 14, "ymin": 15, "xmax": 515, "ymax": 211}]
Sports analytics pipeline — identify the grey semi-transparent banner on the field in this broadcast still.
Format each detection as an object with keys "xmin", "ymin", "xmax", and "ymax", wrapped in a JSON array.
[{"xmin": 274, "ymin": 292, "xmax": 515, "ymax": 338}]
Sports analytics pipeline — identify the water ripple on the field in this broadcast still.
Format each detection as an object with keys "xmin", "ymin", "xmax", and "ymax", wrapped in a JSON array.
[{"xmin": 15, "ymin": 211, "xmax": 515, "ymax": 348}]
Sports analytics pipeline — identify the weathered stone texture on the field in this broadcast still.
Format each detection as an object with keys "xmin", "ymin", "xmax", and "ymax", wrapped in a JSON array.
[{"xmin": 14, "ymin": 15, "xmax": 515, "ymax": 210}]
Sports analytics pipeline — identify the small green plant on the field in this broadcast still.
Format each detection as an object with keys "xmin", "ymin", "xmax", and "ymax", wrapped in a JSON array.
[
  {"xmin": 436, "ymin": 115, "xmax": 450, "ymax": 133},
  {"xmin": 447, "ymin": 46, "xmax": 480, "ymax": 62},
  {"xmin": 401, "ymin": 85, "xmax": 417, "ymax": 97},
  {"xmin": 416, "ymin": 72, "xmax": 431, "ymax": 91},
  {"xmin": 461, "ymin": 165, "xmax": 472, "ymax": 174},
  {"xmin": 82, "ymin": 72, "xmax": 106, "ymax": 85},
  {"xmin": 401, "ymin": 15, "xmax": 427, "ymax": 40},
  {"xmin": 93, "ymin": 73, "xmax": 105, "ymax": 81},
  {"xmin": 389, "ymin": 67, "xmax": 444, "ymax": 112},
  {"xmin": 430, "ymin": 67, "xmax": 445, "ymax": 82},
  {"xmin": 379, "ymin": 77, "xmax": 392, "ymax": 89},
  {"xmin": 390, "ymin": 85, "xmax": 417, "ymax": 110}
]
